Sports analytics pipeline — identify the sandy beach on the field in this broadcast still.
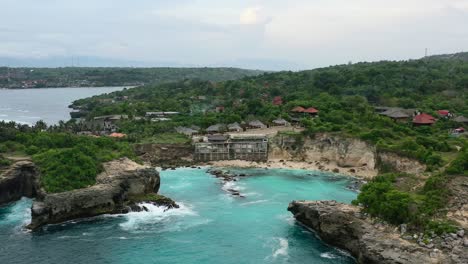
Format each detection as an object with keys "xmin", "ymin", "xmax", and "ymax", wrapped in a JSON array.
[{"xmin": 207, "ymin": 159, "xmax": 377, "ymax": 179}]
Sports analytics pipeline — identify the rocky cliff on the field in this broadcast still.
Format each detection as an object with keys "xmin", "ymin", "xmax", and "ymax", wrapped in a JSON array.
[
  {"xmin": 270, "ymin": 133, "xmax": 425, "ymax": 178},
  {"xmin": 28, "ymin": 158, "xmax": 161, "ymax": 230},
  {"xmin": 134, "ymin": 143, "xmax": 193, "ymax": 166},
  {"xmin": 0, "ymin": 161, "xmax": 41, "ymax": 205},
  {"xmin": 288, "ymin": 200, "xmax": 467, "ymax": 264}
]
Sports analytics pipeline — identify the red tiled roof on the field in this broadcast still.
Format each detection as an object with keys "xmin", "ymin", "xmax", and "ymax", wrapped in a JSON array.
[
  {"xmin": 413, "ymin": 113, "xmax": 436, "ymax": 124},
  {"xmin": 437, "ymin": 110, "xmax": 450, "ymax": 116},
  {"xmin": 272, "ymin": 96, "xmax": 283, "ymax": 105},
  {"xmin": 291, "ymin": 106, "xmax": 305, "ymax": 112},
  {"xmin": 303, "ymin": 107, "xmax": 319, "ymax": 114},
  {"xmin": 109, "ymin": 133, "xmax": 127, "ymax": 138}
]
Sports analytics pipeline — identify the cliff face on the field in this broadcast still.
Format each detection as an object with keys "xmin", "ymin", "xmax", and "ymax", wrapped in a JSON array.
[
  {"xmin": 0, "ymin": 161, "xmax": 41, "ymax": 205},
  {"xmin": 134, "ymin": 143, "xmax": 193, "ymax": 166},
  {"xmin": 28, "ymin": 158, "xmax": 160, "ymax": 230},
  {"xmin": 288, "ymin": 201, "xmax": 463, "ymax": 264},
  {"xmin": 270, "ymin": 133, "xmax": 425, "ymax": 178}
]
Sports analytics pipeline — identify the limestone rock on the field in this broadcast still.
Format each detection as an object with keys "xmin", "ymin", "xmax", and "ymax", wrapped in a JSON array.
[
  {"xmin": 0, "ymin": 161, "xmax": 41, "ymax": 205},
  {"xmin": 287, "ymin": 200, "xmax": 460, "ymax": 264},
  {"xmin": 28, "ymin": 158, "xmax": 160, "ymax": 230}
]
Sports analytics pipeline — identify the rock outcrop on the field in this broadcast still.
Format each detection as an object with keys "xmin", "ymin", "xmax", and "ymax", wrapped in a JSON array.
[
  {"xmin": 28, "ymin": 158, "xmax": 160, "ymax": 230},
  {"xmin": 134, "ymin": 143, "xmax": 193, "ymax": 166},
  {"xmin": 270, "ymin": 133, "xmax": 425, "ymax": 178},
  {"xmin": 288, "ymin": 200, "xmax": 466, "ymax": 264},
  {"xmin": 0, "ymin": 161, "xmax": 41, "ymax": 205}
]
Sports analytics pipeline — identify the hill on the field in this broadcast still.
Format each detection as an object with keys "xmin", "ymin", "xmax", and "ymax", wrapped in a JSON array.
[
  {"xmin": 425, "ymin": 52, "xmax": 468, "ymax": 62},
  {"xmin": 0, "ymin": 67, "xmax": 264, "ymax": 88}
]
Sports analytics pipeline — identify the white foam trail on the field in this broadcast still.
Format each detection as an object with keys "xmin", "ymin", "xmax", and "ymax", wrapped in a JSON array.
[
  {"xmin": 320, "ymin": 252, "xmax": 338, "ymax": 259},
  {"xmin": 240, "ymin": 199, "xmax": 269, "ymax": 206},
  {"xmin": 272, "ymin": 237, "xmax": 289, "ymax": 258},
  {"xmin": 119, "ymin": 202, "xmax": 196, "ymax": 231}
]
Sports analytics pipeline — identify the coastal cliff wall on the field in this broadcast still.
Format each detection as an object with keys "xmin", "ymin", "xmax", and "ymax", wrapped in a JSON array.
[
  {"xmin": 287, "ymin": 200, "xmax": 466, "ymax": 264},
  {"xmin": 28, "ymin": 158, "xmax": 160, "ymax": 230},
  {"xmin": 134, "ymin": 143, "xmax": 193, "ymax": 165},
  {"xmin": 269, "ymin": 133, "xmax": 425, "ymax": 178},
  {"xmin": 0, "ymin": 161, "xmax": 41, "ymax": 205}
]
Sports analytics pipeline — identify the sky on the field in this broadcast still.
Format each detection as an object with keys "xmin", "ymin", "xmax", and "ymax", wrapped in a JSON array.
[{"xmin": 1, "ymin": 0, "xmax": 468, "ymax": 70}]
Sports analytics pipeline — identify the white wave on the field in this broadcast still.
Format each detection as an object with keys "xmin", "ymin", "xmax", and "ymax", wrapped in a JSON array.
[
  {"xmin": 119, "ymin": 202, "xmax": 196, "ymax": 231},
  {"xmin": 276, "ymin": 214, "xmax": 296, "ymax": 226},
  {"xmin": 4, "ymin": 197, "xmax": 32, "ymax": 228},
  {"xmin": 272, "ymin": 237, "xmax": 289, "ymax": 259},
  {"xmin": 221, "ymin": 181, "xmax": 245, "ymax": 192},
  {"xmin": 240, "ymin": 199, "xmax": 269, "ymax": 206},
  {"xmin": 320, "ymin": 252, "xmax": 338, "ymax": 259}
]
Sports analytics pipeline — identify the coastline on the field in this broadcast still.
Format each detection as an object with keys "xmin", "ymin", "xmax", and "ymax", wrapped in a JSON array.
[{"xmin": 206, "ymin": 159, "xmax": 377, "ymax": 179}]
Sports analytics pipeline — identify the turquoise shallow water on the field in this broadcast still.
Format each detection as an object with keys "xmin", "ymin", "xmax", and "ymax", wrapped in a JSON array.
[{"xmin": 0, "ymin": 168, "xmax": 357, "ymax": 264}]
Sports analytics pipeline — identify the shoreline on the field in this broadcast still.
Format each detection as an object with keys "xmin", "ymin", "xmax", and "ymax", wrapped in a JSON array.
[{"xmin": 202, "ymin": 159, "xmax": 377, "ymax": 179}]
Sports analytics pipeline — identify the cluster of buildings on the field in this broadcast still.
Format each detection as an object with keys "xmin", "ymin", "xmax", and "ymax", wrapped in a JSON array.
[
  {"xmin": 194, "ymin": 134, "xmax": 268, "ymax": 162},
  {"xmin": 376, "ymin": 107, "xmax": 468, "ymax": 135}
]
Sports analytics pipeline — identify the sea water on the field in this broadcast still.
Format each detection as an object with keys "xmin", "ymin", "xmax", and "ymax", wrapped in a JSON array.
[
  {"xmin": 0, "ymin": 168, "xmax": 357, "ymax": 264},
  {"xmin": 0, "ymin": 87, "xmax": 127, "ymax": 125}
]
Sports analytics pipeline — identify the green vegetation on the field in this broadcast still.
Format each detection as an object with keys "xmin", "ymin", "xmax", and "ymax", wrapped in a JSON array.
[
  {"xmin": 1, "ymin": 54, "xmax": 467, "ymax": 234},
  {"xmin": 0, "ymin": 121, "xmax": 135, "ymax": 193},
  {"xmin": 140, "ymin": 133, "xmax": 191, "ymax": 144},
  {"xmin": 0, "ymin": 67, "xmax": 264, "ymax": 88}
]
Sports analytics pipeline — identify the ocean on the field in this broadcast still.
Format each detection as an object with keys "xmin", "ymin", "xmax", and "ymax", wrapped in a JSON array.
[
  {"xmin": 0, "ymin": 87, "xmax": 127, "ymax": 125},
  {"xmin": 0, "ymin": 168, "xmax": 356, "ymax": 264}
]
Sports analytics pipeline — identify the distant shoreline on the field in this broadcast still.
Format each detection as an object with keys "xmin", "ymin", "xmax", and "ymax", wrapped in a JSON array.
[{"xmin": 0, "ymin": 86, "xmax": 136, "ymax": 90}]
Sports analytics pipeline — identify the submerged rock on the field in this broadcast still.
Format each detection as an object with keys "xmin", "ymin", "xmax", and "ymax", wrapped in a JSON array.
[
  {"xmin": 28, "ymin": 158, "xmax": 161, "ymax": 230},
  {"xmin": 287, "ymin": 200, "xmax": 465, "ymax": 264}
]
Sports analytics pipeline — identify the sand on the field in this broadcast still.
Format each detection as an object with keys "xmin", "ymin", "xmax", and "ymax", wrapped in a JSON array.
[{"xmin": 207, "ymin": 159, "xmax": 377, "ymax": 179}]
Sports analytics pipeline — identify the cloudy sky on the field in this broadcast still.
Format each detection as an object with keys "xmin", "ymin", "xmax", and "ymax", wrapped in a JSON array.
[{"xmin": 1, "ymin": 0, "xmax": 468, "ymax": 70}]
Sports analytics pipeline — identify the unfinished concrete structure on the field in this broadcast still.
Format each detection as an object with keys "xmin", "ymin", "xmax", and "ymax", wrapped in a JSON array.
[{"xmin": 194, "ymin": 134, "xmax": 268, "ymax": 162}]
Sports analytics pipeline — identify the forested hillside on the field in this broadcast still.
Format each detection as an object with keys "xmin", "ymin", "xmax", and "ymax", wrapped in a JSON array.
[{"xmin": 0, "ymin": 67, "xmax": 264, "ymax": 88}]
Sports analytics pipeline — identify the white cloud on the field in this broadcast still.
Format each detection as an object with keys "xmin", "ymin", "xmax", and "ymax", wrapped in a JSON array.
[
  {"xmin": 0, "ymin": 0, "xmax": 467, "ymax": 69},
  {"xmin": 240, "ymin": 7, "xmax": 262, "ymax": 25}
]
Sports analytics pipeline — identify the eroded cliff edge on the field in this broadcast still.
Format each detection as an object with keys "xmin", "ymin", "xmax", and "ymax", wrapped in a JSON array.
[
  {"xmin": 288, "ymin": 200, "xmax": 467, "ymax": 264},
  {"xmin": 0, "ymin": 160, "xmax": 40, "ymax": 205},
  {"xmin": 27, "ymin": 158, "xmax": 161, "ymax": 230},
  {"xmin": 270, "ymin": 133, "xmax": 426, "ymax": 178}
]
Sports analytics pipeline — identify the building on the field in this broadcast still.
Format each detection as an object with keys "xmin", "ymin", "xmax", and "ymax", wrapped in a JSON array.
[
  {"xmin": 272, "ymin": 96, "xmax": 283, "ymax": 106},
  {"xmin": 109, "ymin": 132, "xmax": 127, "ymax": 138},
  {"xmin": 413, "ymin": 113, "xmax": 436, "ymax": 126},
  {"xmin": 175, "ymin": 126, "xmax": 199, "ymax": 136},
  {"xmin": 272, "ymin": 118, "xmax": 290, "ymax": 126},
  {"xmin": 303, "ymin": 107, "xmax": 319, "ymax": 117},
  {"xmin": 145, "ymin": 111, "xmax": 180, "ymax": 118},
  {"xmin": 227, "ymin": 122, "xmax": 243, "ymax": 132},
  {"xmin": 92, "ymin": 115, "xmax": 128, "ymax": 132},
  {"xmin": 206, "ymin": 124, "xmax": 226, "ymax": 134},
  {"xmin": 453, "ymin": 116, "xmax": 468, "ymax": 124},
  {"xmin": 291, "ymin": 106, "xmax": 306, "ymax": 113},
  {"xmin": 194, "ymin": 134, "xmax": 268, "ymax": 162},
  {"xmin": 380, "ymin": 108, "xmax": 417, "ymax": 122},
  {"xmin": 248, "ymin": 120, "xmax": 267, "ymax": 129},
  {"xmin": 437, "ymin": 110, "xmax": 452, "ymax": 118}
]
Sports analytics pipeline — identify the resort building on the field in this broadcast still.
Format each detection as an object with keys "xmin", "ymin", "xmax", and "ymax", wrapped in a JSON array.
[{"xmin": 194, "ymin": 134, "xmax": 268, "ymax": 162}]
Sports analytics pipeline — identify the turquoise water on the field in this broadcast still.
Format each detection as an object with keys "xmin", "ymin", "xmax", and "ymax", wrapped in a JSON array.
[{"xmin": 0, "ymin": 168, "xmax": 357, "ymax": 264}]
